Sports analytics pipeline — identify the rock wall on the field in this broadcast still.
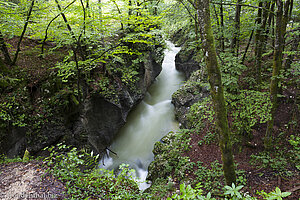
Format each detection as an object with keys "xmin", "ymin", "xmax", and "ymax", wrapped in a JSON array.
[
  {"xmin": 1, "ymin": 50, "xmax": 163, "ymax": 158},
  {"xmin": 175, "ymin": 48, "xmax": 201, "ymax": 79},
  {"xmin": 83, "ymin": 51, "xmax": 163, "ymax": 155}
]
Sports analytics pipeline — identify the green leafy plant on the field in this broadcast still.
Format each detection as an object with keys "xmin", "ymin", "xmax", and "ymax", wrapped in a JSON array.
[
  {"xmin": 227, "ymin": 90, "xmax": 271, "ymax": 139},
  {"xmin": 258, "ymin": 187, "xmax": 291, "ymax": 200},
  {"xmin": 250, "ymin": 151, "xmax": 293, "ymax": 177},
  {"xmin": 288, "ymin": 135, "xmax": 300, "ymax": 170},
  {"xmin": 219, "ymin": 52, "xmax": 247, "ymax": 93},
  {"xmin": 167, "ymin": 183, "xmax": 204, "ymax": 200},
  {"xmin": 193, "ymin": 161, "xmax": 223, "ymax": 193},
  {"xmin": 224, "ymin": 183, "xmax": 244, "ymax": 200}
]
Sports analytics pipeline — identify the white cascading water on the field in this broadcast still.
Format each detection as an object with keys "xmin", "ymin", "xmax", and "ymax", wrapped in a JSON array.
[{"xmin": 100, "ymin": 41, "xmax": 185, "ymax": 190}]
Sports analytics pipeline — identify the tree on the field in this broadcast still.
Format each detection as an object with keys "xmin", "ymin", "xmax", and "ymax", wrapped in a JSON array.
[
  {"xmin": 0, "ymin": 31, "xmax": 12, "ymax": 65},
  {"xmin": 254, "ymin": 0, "xmax": 271, "ymax": 86},
  {"xmin": 195, "ymin": 0, "xmax": 236, "ymax": 185},
  {"xmin": 264, "ymin": 0, "xmax": 292, "ymax": 149},
  {"xmin": 230, "ymin": 0, "xmax": 242, "ymax": 56}
]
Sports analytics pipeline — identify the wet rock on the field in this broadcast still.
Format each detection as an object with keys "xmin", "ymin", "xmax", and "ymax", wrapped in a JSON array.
[
  {"xmin": 175, "ymin": 49, "xmax": 201, "ymax": 79},
  {"xmin": 172, "ymin": 70, "xmax": 209, "ymax": 128}
]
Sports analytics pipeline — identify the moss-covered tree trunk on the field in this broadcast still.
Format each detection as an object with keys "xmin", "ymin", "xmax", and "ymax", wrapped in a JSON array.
[
  {"xmin": 196, "ymin": 0, "xmax": 236, "ymax": 185},
  {"xmin": 265, "ymin": 1, "xmax": 275, "ymax": 50},
  {"xmin": 254, "ymin": 1, "xmax": 263, "ymax": 85},
  {"xmin": 231, "ymin": 0, "xmax": 242, "ymax": 56},
  {"xmin": 255, "ymin": 1, "xmax": 271, "ymax": 86},
  {"xmin": 264, "ymin": 0, "xmax": 289, "ymax": 149},
  {"xmin": 220, "ymin": 0, "xmax": 225, "ymax": 52},
  {"xmin": 0, "ymin": 31, "xmax": 12, "ymax": 65}
]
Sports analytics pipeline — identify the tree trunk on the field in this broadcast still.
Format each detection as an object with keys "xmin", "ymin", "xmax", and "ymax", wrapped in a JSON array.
[
  {"xmin": 264, "ymin": 1, "xmax": 275, "ymax": 52},
  {"xmin": 231, "ymin": 0, "xmax": 242, "ymax": 56},
  {"xmin": 254, "ymin": 1, "xmax": 263, "ymax": 85},
  {"xmin": 256, "ymin": 1, "xmax": 270, "ymax": 86},
  {"xmin": 12, "ymin": 0, "xmax": 35, "ymax": 65},
  {"xmin": 220, "ymin": 0, "xmax": 225, "ymax": 52},
  {"xmin": 241, "ymin": 29, "xmax": 254, "ymax": 64},
  {"xmin": 0, "ymin": 31, "xmax": 12, "ymax": 65},
  {"xmin": 196, "ymin": 0, "xmax": 236, "ymax": 185},
  {"xmin": 264, "ymin": 0, "xmax": 288, "ymax": 149}
]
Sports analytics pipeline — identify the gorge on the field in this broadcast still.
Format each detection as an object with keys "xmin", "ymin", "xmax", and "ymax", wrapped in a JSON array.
[{"xmin": 100, "ymin": 41, "xmax": 185, "ymax": 190}]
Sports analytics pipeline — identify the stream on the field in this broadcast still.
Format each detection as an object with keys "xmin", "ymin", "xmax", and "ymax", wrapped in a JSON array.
[{"xmin": 100, "ymin": 41, "xmax": 185, "ymax": 190}]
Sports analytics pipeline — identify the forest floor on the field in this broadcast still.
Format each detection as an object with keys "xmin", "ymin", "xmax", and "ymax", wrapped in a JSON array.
[{"xmin": 184, "ymin": 100, "xmax": 300, "ymax": 199}]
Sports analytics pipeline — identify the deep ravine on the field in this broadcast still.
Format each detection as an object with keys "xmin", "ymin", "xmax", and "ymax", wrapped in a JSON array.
[{"xmin": 100, "ymin": 41, "xmax": 185, "ymax": 190}]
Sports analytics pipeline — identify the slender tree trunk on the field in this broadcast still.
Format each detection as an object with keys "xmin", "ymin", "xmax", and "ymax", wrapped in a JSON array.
[
  {"xmin": 112, "ymin": 0, "xmax": 124, "ymax": 29},
  {"xmin": 98, "ymin": 0, "xmax": 102, "ymax": 21},
  {"xmin": 271, "ymin": 9, "xmax": 275, "ymax": 48},
  {"xmin": 241, "ymin": 29, "xmax": 254, "ymax": 64},
  {"xmin": 231, "ymin": 0, "xmax": 242, "ymax": 56},
  {"xmin": 129, "ymin": 0, "xmax": 132, "ymax": 16},
  {"xmin": 0, "ymin": 31, "xmax": 12, "ymax": 65},
  {"xmin": 256, "ymin": 2, "xmax": 270, "ymax": 86},
  {"xmin": 195, "ymin": 14, "xmax": 199, "ymax": 43},
  {"xmin": 12, "ymin": 0, "xmax": 35, "ymax": 65},
  {"xmin": 80, "ymin": 0, "xmax": 86, "ymax": 36},
  {"xmin": 284, "ymin": 34, "xmax": 299, "ymax": 69},
  {"xmin": 55, "ymin": 0, "xmax": 86, "ymax": 60},
  {"xmin": 264, "ymin": 0, "xmax": 289, "ymax": 149},
  {"xmin": 264, "ymin": 1, "xmax": 275, "ymax": 52},
  {"xmin": 0, "ymin": 57, "xmax": 5, "ymax": 69},
  {"xmin": 41, "ymin": 0, "xmax": 76, "ymax": 55},
  {"xmin": 220, "ymin": 0, "xmax": 225, "ymax": 51},
  {"xmin": 254, "ymin": 1, "xmax": 263, "ymax": 85},
  {"xmin": 196, "ymin": 0, "xmax": 236, "ymax": 185}
]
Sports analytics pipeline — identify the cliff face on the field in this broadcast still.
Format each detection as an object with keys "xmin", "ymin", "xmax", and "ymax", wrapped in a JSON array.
[
  {"xmin": 83, "ymin": 51, "xmax": 163, "ymax": 155},
  {"xmin": 1, "ymin": 50, "xmax": 163, "ymax": 158}
]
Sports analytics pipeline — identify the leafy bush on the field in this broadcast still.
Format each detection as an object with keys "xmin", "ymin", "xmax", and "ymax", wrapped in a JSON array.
[{"xmin": 43, "ymin": 143, "xmax": 150, "ymax": 199}]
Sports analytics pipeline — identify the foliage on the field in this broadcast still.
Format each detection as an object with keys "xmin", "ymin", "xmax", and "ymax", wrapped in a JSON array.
[
  {"xmin": 167, "ymin": 182, "xmax": 291, "ymax": 200},
  {"xmin": 0, "ymin": 155, "xmax": 23, "ymax": 164},
  {"xmin": 219, "ymin": 52, "xmax": 247, "ymax": 93},
  {"xmin": 43, "ymin": 143, "xmax": 150, "ymax": 199},
  {"xmin": 167, "ymin": 183, "xmax": 207, "ymax": 200},
  {"xmin": 193, "ymin": 161, "xmax": 224, "ymax": 193},
  {"xmin": 257, "ymin": 187, "xmax": 292, "ymax": 200},
  {"xmin": 187, "ymin": 97, "xmax": 215, "ymax": 130},
  {"xmin": 288, "ymin": 135, "xmax": 300, "ymax": 170},
  {"xmin": 250, "ymin": 151, "xmax": 292, "ymax": 177},
  {"xmin": 227, "ymin": 90, "xmax": 272, "ymax": 138}
]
